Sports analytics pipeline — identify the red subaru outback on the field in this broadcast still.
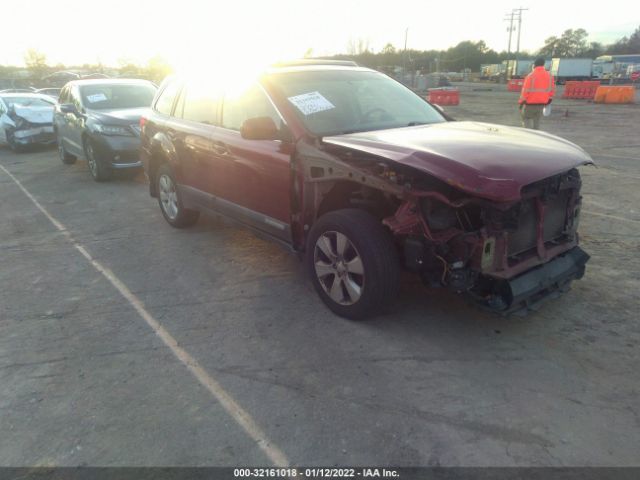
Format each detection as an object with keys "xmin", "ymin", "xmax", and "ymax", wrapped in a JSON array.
[{"xmin": 140, "ymin": 61, "xmax": 591, "ymax": 319}]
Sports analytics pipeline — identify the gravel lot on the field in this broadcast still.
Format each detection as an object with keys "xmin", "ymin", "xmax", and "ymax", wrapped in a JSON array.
[{"xmin": 1, "ymin": 84, "xmax": 639, "ymax": 467}]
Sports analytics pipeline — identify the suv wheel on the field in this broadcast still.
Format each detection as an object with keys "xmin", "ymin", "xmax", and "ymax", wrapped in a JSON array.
[
  {"xmin": 84, "ymin": 137, "xmax": 110, "ymax": 182},
  {"xmin": 156, "ymin": 164, "xmax": 199, "ymax": 228},
  {"xmin": 307, "ymin": 209, "xmax": 400, "ymax": 320},
  {"xmin": 57, "ymin": 135, "xmax": 76, "ymax": 164}
]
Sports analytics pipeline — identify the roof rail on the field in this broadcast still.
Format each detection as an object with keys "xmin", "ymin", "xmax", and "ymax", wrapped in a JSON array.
[{"xmin": 272, "ymin": 59, "xmax": 359, "ymax": 68}]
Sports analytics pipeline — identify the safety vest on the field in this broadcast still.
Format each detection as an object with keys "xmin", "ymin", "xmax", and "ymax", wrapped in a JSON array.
[{"xmin": 519, "ymin": 66, "xmax": 555, "ymax": 105}]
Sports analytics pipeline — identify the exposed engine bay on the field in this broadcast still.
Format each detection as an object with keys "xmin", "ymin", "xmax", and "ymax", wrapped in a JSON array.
[{"xmin": 293, "ymin": 138, "xmax": 590, "ymax": 314}]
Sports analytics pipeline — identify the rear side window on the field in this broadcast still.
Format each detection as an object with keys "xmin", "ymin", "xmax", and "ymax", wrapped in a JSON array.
[
  {"xmin": 182, "ymin": 81, "xmax": 220, "ymax": 125},
  {"xmin": 154, "ymin": 80, "xmax": 181, "ymax": 115}
]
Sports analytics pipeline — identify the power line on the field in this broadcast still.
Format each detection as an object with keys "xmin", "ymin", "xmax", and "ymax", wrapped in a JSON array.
[
  {"xmin": 514, "ymin": 7, "xmax": 529, "ymax": 59},
  {"xmin": 504, "ymin": 8, "xmax": 529, "ymax": 59}
]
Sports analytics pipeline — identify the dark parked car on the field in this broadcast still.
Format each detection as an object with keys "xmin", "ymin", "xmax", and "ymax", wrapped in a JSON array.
[
  {"xmin": 54, "ymin": 79, "xmax": 157, "ymax": 181},
  {"xmin": 35, "ymin": 87, "xmax": 62, "ymax": 100},
  {"xmin": 140, "ymin": 63, "xmax": 591, "ymax": 319}
]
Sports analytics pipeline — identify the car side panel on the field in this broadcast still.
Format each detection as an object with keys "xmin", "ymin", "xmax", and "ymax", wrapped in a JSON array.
[{"xmin": 213, "ymin": 128, "xmax": 291, "ymax": 224}]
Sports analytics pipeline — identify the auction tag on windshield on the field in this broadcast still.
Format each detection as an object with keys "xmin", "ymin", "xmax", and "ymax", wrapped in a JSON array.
[
  {"xmin": 86, "ymin": 93, "xmax": 107, "ymax": 103},
  {"xmin": 288, "ymin": 91, "xmax": 335, "ymax": 115}
]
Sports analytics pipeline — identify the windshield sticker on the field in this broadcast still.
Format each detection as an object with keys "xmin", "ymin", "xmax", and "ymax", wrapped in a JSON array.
[
  {"xmin": 287, "ymin": 91, "xmax": 335, "ymax": 116},
  {"xmin": 86, "ymin": 93, "xmax": 108, "ymax": 103}
]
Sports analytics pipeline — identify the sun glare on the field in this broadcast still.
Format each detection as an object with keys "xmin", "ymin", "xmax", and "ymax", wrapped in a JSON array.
[{"xmin": 171, "ymin": 42, "xmax": 298, "ymax": 97}]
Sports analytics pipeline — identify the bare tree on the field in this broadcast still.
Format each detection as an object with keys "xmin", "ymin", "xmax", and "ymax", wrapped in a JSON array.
[{"xmin": 347, "ymin": 37, "xmax": 371, "ymax": 55}]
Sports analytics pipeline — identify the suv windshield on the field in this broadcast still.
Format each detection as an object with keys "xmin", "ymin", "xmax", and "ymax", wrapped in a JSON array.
[
  {"xmin": 267, "ymin": 69, "xmax": 445, "ymax": 136},
  {"xmin": 80, "ymin": 84, "xmax": 156, "ymax": 110}
]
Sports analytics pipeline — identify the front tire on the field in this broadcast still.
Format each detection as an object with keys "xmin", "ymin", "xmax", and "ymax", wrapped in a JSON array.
[
  {"xmin": 6, "ymin": 131, "xmax": 25, "ymax": 153},
  {"xmin": 307, "ymin": 209, "xmax": 400, "ymax": 320},
  {"xmin": 156, "ymin": 163, "xmax": 199, "ymax": 228},
  {"xmin": 57, "ymin": 135, "xmax": 76, "ymax": 164},
  {"xmin": 84, "ymin": 137, "xmax": 110, "ymax": 182}
]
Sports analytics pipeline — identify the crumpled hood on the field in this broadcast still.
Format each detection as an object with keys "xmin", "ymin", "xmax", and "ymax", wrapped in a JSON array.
[
  {"xmin": 322, "ymin": 121, "xmax": 594, "ymax": 201},
  {"xmin": 13, "ymin": 105, "xmax": 54, "ymax": 125},
  {"xmin": 88, "ymin": 107, "xmax": 149, "ymax": 125}
]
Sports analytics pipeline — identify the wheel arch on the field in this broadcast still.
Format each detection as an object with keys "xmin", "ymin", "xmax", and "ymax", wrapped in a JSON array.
[{"xmin": 147, "ymin": 132, "xmax": 177, "ymax": 197}]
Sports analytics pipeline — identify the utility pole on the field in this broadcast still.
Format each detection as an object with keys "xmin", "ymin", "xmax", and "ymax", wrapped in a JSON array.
[
  {"xmin": 514, "ymin": 7, "xmax": 529, "ymax": 60},
  {"xmin": 402, "ymin": 27, "xmax": 408, "ymax": 80},
  {"xmin": 504, "ymin": 11, "xmax": 515, "ymax": 58},
  {"xmin": 504, "ymin": 11, "xmax": 516, "ymax": 80}
]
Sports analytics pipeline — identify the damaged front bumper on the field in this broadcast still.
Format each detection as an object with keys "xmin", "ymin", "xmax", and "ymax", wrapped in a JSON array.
[
  {"xmin": 470, "ymin": 246, "xmax": 590, "ymax": 314},
  {"xmin": 13, "ymin": 125, "xmax": 55, "ymax": 145}
]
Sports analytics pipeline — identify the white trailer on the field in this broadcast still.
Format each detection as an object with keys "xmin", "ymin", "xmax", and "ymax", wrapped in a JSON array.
[
  {"xmin": 506, "ymin": 60, "xmax": 533, "ymax": 78},
  {"xmin": 551, "ymin": 58, "xmax": 593, "ymax": 83}
]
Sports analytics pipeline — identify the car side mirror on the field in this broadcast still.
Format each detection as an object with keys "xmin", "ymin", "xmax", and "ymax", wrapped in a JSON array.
[
  {"xmin": 60, "ymin": 103, "xmax": 77, "ymax": 114},
  {"xmin": 240, "ymin": 116, "xmax": 279, "ymax": 141}
]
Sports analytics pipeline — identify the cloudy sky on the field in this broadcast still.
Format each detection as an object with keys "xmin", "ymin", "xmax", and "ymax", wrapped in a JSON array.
[{"xmin": 3, "ymin": 0, "xmax": 638, "ymax": 69}]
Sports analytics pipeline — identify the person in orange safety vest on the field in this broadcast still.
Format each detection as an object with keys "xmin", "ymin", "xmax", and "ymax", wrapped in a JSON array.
[{"xmin": 519, "ymin": 57, "xmax": 555, "ymax": 130}]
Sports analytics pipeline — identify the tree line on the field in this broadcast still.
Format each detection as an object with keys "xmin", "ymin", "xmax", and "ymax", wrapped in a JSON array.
[
  {"xmin": 2, "ymin": 25, "xmax": 639, "ymax": 82},
  {"xmin": 328, "ymin": 25, "xmax": 640, "ymax": 73}
]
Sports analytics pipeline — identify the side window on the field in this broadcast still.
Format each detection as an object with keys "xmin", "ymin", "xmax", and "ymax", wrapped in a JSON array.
[
  {"xmin": 154, "ymin": 80, "xmax": 181, "ymax": 116},
  {"xmin": 182, "ymin": 82, "xmax": 220, "ymax": 125},
  {"xmin": 173, "ymin": 87, "xmax": 185, "ymax": 119},
  {"xmin": 221, "ymin": 84, "xmax": 281, "ymax": 131}
]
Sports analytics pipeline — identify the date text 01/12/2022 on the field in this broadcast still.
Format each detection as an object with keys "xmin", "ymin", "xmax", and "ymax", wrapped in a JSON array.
[{"xmin": 233, "ymin": 468, "xmax": 400, "ymax": 478}]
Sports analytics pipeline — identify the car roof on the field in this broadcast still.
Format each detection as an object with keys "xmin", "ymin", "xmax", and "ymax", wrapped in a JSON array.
[
  {"xmin": 66, "ymin": 78, "xmax": 155, "ymax": 87},
  {"xmin": 0, "ymin": 92, "xmax": 53, "ymax": 99},
  {"xmin": 272, "ymin": 59, "xmax": 359, "ymax": 67},
  {"xmin": 264, "ymin": 64, "xmax": 376, "ymax": 75}
]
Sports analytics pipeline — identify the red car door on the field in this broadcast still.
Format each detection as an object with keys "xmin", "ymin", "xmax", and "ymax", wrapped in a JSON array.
[
  {"xmin": 175, "ymin": 81, "xmax": 239, "ymax": 207},
  {"xmin": 212, "ymin": 84, "xmax": 292, "ymax": 241}
]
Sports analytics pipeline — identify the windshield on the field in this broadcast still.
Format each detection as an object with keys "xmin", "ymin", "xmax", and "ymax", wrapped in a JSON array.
[
  {"xmin": 2, "ymin": 96, "xmax": 54, "ymax": 108},
  {"xmin": 79, "ymin": 83, "xmax": 156, "ymax": 110},
  {"xmin": 267, "ymin": 69, "xmax": 445, "ymax": 136}
]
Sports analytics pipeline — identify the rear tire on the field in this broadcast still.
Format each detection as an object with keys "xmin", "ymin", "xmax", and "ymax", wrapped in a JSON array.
[
  {"xmin": 57, "ymin": 134, "xmax": 76, "ymax": 164},
  {"xmin": 84, "ymin": 137, "xmax": 111, "ymax": 182},
  {"xmin": 156, "ymin": 163, "xmax": 199, "ymax": 228},
  {"xmin": 306, "ymin": 208, "xmax": 400, "ymax": 320}
]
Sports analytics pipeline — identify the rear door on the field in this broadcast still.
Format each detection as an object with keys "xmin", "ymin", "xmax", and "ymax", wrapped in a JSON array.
[
  {"xmin": 171, "ymin": 80, "xmax": 236, "ymax": 207},
  {"xmin": 216, "ymin": 83, "xmax": 292, "ymax": 239}
]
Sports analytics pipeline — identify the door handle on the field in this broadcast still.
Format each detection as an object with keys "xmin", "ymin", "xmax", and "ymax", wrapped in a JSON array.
[{"xmin": 212, "ymin": 140, "xmax": 231, "ymax": 156}]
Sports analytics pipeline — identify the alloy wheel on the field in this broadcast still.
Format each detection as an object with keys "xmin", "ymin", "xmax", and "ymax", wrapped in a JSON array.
[
  {"xmin": 158, "ymin": 174, "xmax": 179, "ymax": 220},
  {"xmin": 314, "ymin": 231, "xmax": 365, "ymax": 305},
  {"xmin": 86, "ymin": 142, "xmax": 97, "ymax": 176}
]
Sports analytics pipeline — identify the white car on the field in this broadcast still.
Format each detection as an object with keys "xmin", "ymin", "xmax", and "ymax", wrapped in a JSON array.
[{"xmin": 0, "ymin": 93, "xmax": 56, "ymax": 152}]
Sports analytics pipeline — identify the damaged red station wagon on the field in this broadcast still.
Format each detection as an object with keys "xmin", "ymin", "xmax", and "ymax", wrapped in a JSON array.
[{"xmin": 140, "ymin": 61, "xmax": 591, "ymax": 319}]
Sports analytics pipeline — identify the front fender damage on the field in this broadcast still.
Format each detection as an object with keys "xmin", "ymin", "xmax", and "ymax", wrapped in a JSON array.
[{"xmin": 293, "ymin": 138, "xmax": 589, "ymax": 314}]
